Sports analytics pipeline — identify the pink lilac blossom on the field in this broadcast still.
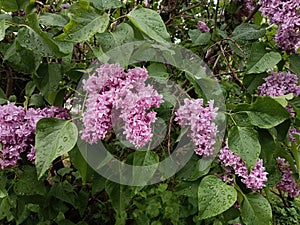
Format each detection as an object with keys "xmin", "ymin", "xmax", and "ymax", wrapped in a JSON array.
[
  {"xmin": 259, "ymin": 0, "xmax": 300, "ymax": 52},
  {"xmin": 276, "ymin": 157, "xmax": 300, "ymax": 198},
  {"xmin": 197, "ymin": 21, "xmax": 210, "ymax": 33},
  {"xmin": 0, "ymin": 103, "xmax": 70, "ymax": 169},
  {"xmin": 175, "ymin": 99, "xmax": 218, "ymax": 157},
  {"xmin": 81, "ymin": 63, "xmax": 163, "ymax": 148},
  {"xmin": 218, "ymin": 143, "xmax": 268, "ymax": 191}
]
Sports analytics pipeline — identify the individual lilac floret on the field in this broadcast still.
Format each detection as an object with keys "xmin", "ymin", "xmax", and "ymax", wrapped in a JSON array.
[
  {"xmin": 175, "ymin": 99, "xmax": 218, "ymax": 157},
  {"xmin": 197, "ymin": 21, "xmax": 210, "ymax": 33},
  {"xmin": 81, "ymin": 64, "xmax": 163, "ymax": 148},
  {"xmin": 60, "ymin": 3, "xmax": 70, "ymax": 9},
  {"xmin": 257, "ymin": 71, "xmax": 300, "ymax": 97},
  {"xmin": 218, "ymin": 143, "xmax": 268, "ymax": 191},
  {"xmin": 276, "ymin": 157, "xmax": 300, "ymax": 198}
]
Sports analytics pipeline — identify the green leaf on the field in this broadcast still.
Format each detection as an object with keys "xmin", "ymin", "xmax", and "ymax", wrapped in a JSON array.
[
  {"xmin": 35, "ymin": 118, "xmax": 78, "ymax": 179},
  {"xmin": 241, "ymin": 193, "xmax": 272, "ymax": 225},
  {"xmin": 188, "ymin": 29, "xmax": 211, "ymax": 45},
  {"xmin": 17, "ymin": 14, "xmax": 66, "ymax": 57},
  {"xmin": 246, "ymin": 97, "xmax": 290, "ymax": 129},
  {"xmin": 13, "ymin": 165, "xmax": 46, "ymax": 195},
  {"xmin": 96, "ymin": 23, "xmax": 135, "ymax": 52},
  {"xmin": 39, "ymin": 13, "xmax": 69, "ymax": 27},
  {"xmin": 127, "ymin": 7, "xmax": 170, "ymax": 42},
  {"xmin": 228, "ymin": 126, "xmax": 261, "ymax": 170},
  {"xmin": 55, "ymin": 1, "xmax": 109, "ymax": 43},
  {"xmin": 290, "ymin": 54, "xmax": 300, "ymax": 78},
  {"xmin": 198, "ymin": 175, "xmax": 237, "ymax": 220},
  {"xmin": 0, "ymin": 0, "xmax": 18, "ymax": 11},
  {"xmin": 132, "ymin": 151, "xmax": 159, "ymax": 186},
  {"xmin": 243, "ymin": 73, "xmax": 267, "ymax": 94},
  {"xmin": 246, "ymin": 43, "xmax": 281, "ymax": 74},
  {"xmin": 0, "ymin": 20, "xmax": 9, "ymax": 41},
  {"xmin": 86, "ymin": 0, "xmax": 121, "ymax": 10},
  {"xmin": 231, "ymin": 24, "xmax": 265, "ymax": 41},
  {"xmin": 49, "ymin": 181, "xmax": 75, "ymax": 205},
  {"xmin": 33, "ymin": 63, "xmax": 62, "ymax": 103},
  {"xmin": 105, "ymin": 181, "xmax": 133, "ymax": 225}
]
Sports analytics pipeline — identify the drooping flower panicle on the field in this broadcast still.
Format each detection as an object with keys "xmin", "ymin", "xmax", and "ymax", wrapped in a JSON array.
[
  {"xmin": 218, "ymin": 143, "xmax": 268, "ymax": 191},
  {"xmin": 175, "ymin": 99, "xmax": 218, "ymax": 157},
  {"xmin": 197, "ymin": 21, "xmax": 210, "ymax": 33},
  {"xmin": 81, "ymin": 63, "xmax": 163, "ymax": 148}
]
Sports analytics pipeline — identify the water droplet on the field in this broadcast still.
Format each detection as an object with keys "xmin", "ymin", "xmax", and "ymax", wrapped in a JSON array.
[{"xmin": 63, "ymin": 136, "xmax": 68, "ymax": 142}]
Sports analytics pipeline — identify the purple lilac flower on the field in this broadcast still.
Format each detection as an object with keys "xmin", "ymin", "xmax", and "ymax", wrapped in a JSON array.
[
  {"xmin": 0, "ymin": 104, "xmax": 70, "ymax": 168},
  {"xmin": 289, "ymin": 127, "xmax": 300, "ymax": 142},
  {"xmin": 197, "ymin": 21, "xmax": 210, "ymax": 33},
  {"xmin": 259, "ymin": 0, "xmax": 300, "ymax": 53},
  {"xmin": 257, "ymin": 71, "xmax": 300, "ymax": 97},
  {"xmin": 218, "ymin": 143, "xmax": 268, "ymax": 191},
  {"xmin": 276, "ymin": 157, "xmax": 300, "ymax": 198},
  {"xmin": 81, "ymin": 64, "xmax": 163, "ymax": 148},
  {"xmin": 60, "ymin": 3, "xmax": 70, "ymax": 9},
  {"xmin": 175, "ymin": 99, "xmax": 218, "ymax": 157}
]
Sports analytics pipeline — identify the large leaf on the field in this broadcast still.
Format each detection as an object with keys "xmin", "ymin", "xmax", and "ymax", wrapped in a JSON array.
[
  {"xmin": 241, "ymin": 193, "xmax": 272, "ymax": 225},
  {"xmin": 33, "ymin": 63, "xmax": 63, "ymax": 104},
  {"xmin": 105, "ymin": 181, "xmax": 133, "ymax": 225},
  {"xmin": 96, "ymin": 23, "xmax": 135, "ymax": 52},
  {"xmin": 235, "ymin": 97, "xmax": 290, "ymax": 129},
  {"xmin": 35, "ymin": 118, "xmax": 78, "ymax": 179},
  {"xmin": 188, "ymin": 29, "xmax": 211, "ymax": 45},
  {"xmin": 86, "ymin": 0, "xmax": 121, "ymax": 10},
  {"xmin": 127, "ymin": 7, "xmax": 170, "ymax": 42},
  {"xmin": 17, "ymin": 13, "xmax": 66, "ymax": 57},
  {"xmin": 39, "ymin": 13, "xmax": 69, "ymax": 27},
  {"xmin": 246, "ymin": 43, "xmax": 281, "ymax": 74},
  {"xmin": 132, "ymin": 150, "xmax": 159, "ymax": 186},
  {"xmin": 198, "ymin": 175, "xmax": 237, "ymax": 220},
  {"xmin": 228, "ymin": 126, "xmax": 261, "ymax": 170},
  {"xmin": 55, "ymin": 1, "xmax": 109, "ymax": 43},
  {"xmin": 231, "ymin": 24, "xmax": 265, "ymax": 41}
]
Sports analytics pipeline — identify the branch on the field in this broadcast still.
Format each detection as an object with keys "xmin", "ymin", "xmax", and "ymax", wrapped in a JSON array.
[{"xmin": 244, "ymin": 4, "xmax": 261, "ymax": 23}]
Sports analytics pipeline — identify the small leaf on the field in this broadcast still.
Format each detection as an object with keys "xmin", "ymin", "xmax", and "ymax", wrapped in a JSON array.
[
  {"xmin": 55, "ymin": 1, "xmax": 109, "ymax": 43},
  {"xmin": 127, "ymin": 7, "xmax": 170, "ymax": 42},
  {"xmin": 290, "ymin": 54, "xmax": 300, "ymax": 78},
  {"xmin": 86, "ymin": 0, "xmax": 121, "ymax": 10},
  {"xmin": 39, "ymin": 13, "xmax": 69, "ymax": 27},
  {"xmin": 228, "ymin": 126, "xmax": 261, "ymax": 170},
  {"xmin": 0, "ymin": 20, "xmax": 9, "ymax": 41},
  {"xmin": 241, "ymin": 193, "xmax": 272, "ymax": 225},
  {"xmin": 198, "ymin": 175, "xmax": 237, "ymax": 220},
  {"xmin": 35, "ymin": 118, "xmax": 78, "ymax": 179}
]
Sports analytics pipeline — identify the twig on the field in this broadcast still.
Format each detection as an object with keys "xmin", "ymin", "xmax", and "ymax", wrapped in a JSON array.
[
  {"xmin": 244, "ymin": 4, "xmax": 261, "ymax": 23},
  {"xmin": 219, "ymin": 44, "xmax": 246, "ymax": 90},
  {"xmin": 167, "ymin": 106, "xmax": 176, "ymax": 156},
  {"xmin": 5, "ymin": 63, "xmax": 12, "ymax": 97},
  {"xmin": 212, "ymin": 0, "xmax": 220, "ymax": 40}
]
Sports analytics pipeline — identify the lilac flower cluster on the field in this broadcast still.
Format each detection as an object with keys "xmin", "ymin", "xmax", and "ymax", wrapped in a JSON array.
[
  {"xmin": 175, "ymin": 99, "xmax": 218, "ymax": 157},
  {"xmin": 276, "ymin": 157, "xmax": 300, "ymax": 198},
  {"xmin": 218, "ymin": 143, "xmax": 268, "ymax": 191},
  {"xmin": 257, "ymin": 71, "xmax": 300, "ymax": 138},
  {"xmin": 240, "ymin": 0, "xmax": 256, "ymax": 17},
  {"xmin": 197, "ymin": 21, "xmax": 210, "ymax": 33},
  {"xmin": 0, "ymin": 103, "xmax": 70, "ymax": 169},
  {"xmin": 257, "ymin": 71, "xmax": 300, "ymax": 97},
  {"xmin": 81, "ymin": 64, "xmax": 163, "ymax": 148},
  {"xmin": 259, "ymin": 0, "xmax": 300, "ymax": 52},
  {"xmin": 289, "ymin": 127, "xmax": 300, "ymax": 142}
]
